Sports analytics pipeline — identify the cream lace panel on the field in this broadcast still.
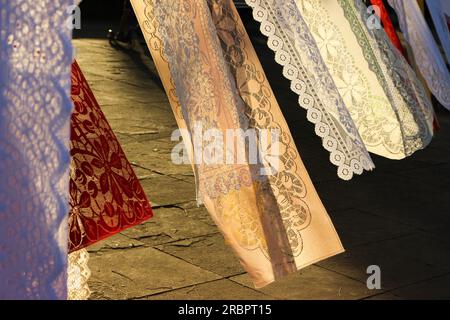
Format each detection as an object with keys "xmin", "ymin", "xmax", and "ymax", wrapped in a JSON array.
[
  {"xmin": 0, "ymin": 0, "xmax": 73, "ymax": 299},
  {"xmin": 297, "ymin": 0, "xmax": 433, "ymax": 159},
  {"xmin": 244, "ymin": 0, "xmax": 374, "ymax": 180},
  {"xmin": 348, "ymin": 0, "xmax": 434, "ymax": 156},
  {"xmin": 131, "ymin": 0, "xmax": 344, "ymax": 287},
  {"xmin": 68, "ymin": 249, "xmax": 91, "ymax": 300},
  {"xmin": 389, "ymin": 0, "xmax": 450, "ymax": 110}
]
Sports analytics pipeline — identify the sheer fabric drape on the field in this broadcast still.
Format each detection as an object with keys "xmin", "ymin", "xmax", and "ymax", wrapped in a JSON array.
[
  {"xmin": 131, "ymin": 0, "xmax": 344, "ymax": 288},
  {"xmin": 251, "ymin": 0, "xmax": 433, "ymax": 160},
  {"xmin": 0, "ymin": 0, "xmax": 74, "ymax": 299},
  {"xmin": 69, "ymin": 61, "xmax": 153, "ymax": 253}
]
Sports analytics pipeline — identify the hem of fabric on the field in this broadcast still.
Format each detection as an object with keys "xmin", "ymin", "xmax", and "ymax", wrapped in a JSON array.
[{"xmin": 252, "ymin": 247, "xmax": 346, "ymax": 289}]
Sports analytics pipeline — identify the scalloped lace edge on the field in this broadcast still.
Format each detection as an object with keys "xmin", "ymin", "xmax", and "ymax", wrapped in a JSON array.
[{"xmin": 244, "ymin": 0, "xmax": 374, "ymax": 180}]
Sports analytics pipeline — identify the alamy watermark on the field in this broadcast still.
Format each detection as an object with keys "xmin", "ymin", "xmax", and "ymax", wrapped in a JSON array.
[
  {"xmin": 366, "ymin": 265, "xmax": 382, "ymax": 290},
  {"xmin": 67, "ymin": 5, "xmax": 81, "ymax": 30},
  {"xmin": 171, "ymin": 121, "xmax": 281, "ymax": 176},
  {"xmin": 366, "ymin": 5, "xmax": 382, "ymax": 30}
]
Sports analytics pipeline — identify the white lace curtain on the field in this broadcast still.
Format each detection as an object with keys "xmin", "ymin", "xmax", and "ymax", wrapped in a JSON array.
[{"xmin": 0, "ymin": 0, "xmax": 74, "ymax": 299}]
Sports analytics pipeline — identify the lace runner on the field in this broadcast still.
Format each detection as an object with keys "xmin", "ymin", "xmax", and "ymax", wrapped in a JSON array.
[{"xmin": 131, "ymin": 0, "xmax": 344, "ymax": 287}]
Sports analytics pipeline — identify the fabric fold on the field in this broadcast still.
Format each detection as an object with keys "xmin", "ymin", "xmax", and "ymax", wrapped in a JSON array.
[
  {"xmin": 131, "ymin": 0, "xmax": 344, "ymax": 288},
  {"xmin": 295, "ymin": 0, "xmax": 433, "ymax": 159},
  {"xmin": 389, "ymin": 0, "xmax": 450, "ymax": 110},
  {"xmin": 0, "ymin": 0, "xmax": 74, "ymax": 299}
]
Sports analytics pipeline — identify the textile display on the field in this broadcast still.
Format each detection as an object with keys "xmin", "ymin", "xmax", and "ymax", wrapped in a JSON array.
[
  {"xmin": 131, "ymin": 0, "xmax": 344, "ymax": 288},
  {"xmin": 243, "ymin": 0, "xmax": 375, "ymax": 180},
  {"xmin": 295, "ymin": 0, "xmax": 434, "ymax": 159}
]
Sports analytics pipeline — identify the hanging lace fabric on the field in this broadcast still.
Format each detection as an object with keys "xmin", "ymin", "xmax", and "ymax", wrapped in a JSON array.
[
  {"xmin": 369, "ymin": 0, "xmax": 407, "ymax": 58},
  {"xmin": 69, "ymin": 61, "xmax": 153, "ymax": 253},
  {"xmin": 388, "ymin": 0, "xmax": 450, "ymax": 110},
  {"xmin": 67, "ymin": 248, "xmax": 91, "ymax": 300},
  {"xmin": 66, "ymin": 61, "xmax": 156, "ymax": 299},
  {"xmin": 292, "ymin": 0, "xmax": 434, "ymax": 159},
  {"xmin": 131, "ymin": 0, "xmax": 344, "ymax": 288},
  {"xmin": 369, "ymin": 0, "xmax": 439, "ymax": 135},
  {"xmin": 371, "ymin": 0, "xmax": 439, "ymax": 133},
  {"xmin": 243, "ymin": 0, "xmax": 375, "ymax": 180},
  {"xmin": 353, "ymin": 0, "xmax": 435, "ymax": 146},
  {"xmin": 426, "ymin": 0, "xmax": 450, "ymax": 65},
  {"xmin": 0, "ymin": 0, "xmax": 74, "ymax": 299}
]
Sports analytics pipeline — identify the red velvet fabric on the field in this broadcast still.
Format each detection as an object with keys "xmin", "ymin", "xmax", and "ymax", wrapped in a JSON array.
[{"xmin": 69, "ymin": 61, "xmax": 153, "ymax": 252}]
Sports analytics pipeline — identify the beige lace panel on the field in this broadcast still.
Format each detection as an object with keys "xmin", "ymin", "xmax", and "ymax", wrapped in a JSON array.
[{"xmin": 131, "ymin": 0, "xmax": 344, "ymax": 288}]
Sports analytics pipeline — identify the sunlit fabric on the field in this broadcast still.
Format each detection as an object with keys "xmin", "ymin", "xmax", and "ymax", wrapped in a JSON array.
[
  {"xmin": 244, "ymin": 0, "xmax": 375, "ymax": 180},
  {"xmin": 131, "ymin": 0, "xmax": 344, "ymax": 288},
  {"xmin": 426, "ymin": 0, "xmax": 450, "ymax": 65},
  {"xmin": 67, "ymin": 248, "xmax": 91, "ymax": 300},
  {"xmin": 0, "ymin": 0, "xmax": 74, "ymax": 299},
  {"xmin": 69, "ymin": 61, "xmax": 154, "ymax": 252},
  {"xmin": 293, "ymin": 0, "xmax": 434, "ymax": 159},
  {"xmin": 389, "ymin": 0, "xmax": 450, "ymax": 110}
]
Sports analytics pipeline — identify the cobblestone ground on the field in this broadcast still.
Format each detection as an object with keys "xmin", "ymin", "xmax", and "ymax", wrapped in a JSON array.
[{"xmin": 74, "ymin": 29, "xmax": 450, "ymax": 299}]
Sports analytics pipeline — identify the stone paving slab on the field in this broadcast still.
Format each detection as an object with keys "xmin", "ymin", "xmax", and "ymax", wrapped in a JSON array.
[
  {"xmin": 316, "ymin": 238, "xmax": 449, "ymax": 290},
  {"xmin": 329, "ymin": 209, "xmax": 415, "ymax": 248},
  {"xmin": 140, "ymin": 279, "xmax": 270, "ymax": 300},
  {"xmin": 88, "ymin": 247, "xmax": 221, "ymax": 300},
  {"xmin": 230, "ymin": 266, "xmax": 375, "ymax": 300},
  {"xmin": 87, "ymin": 233, "xmax": 145, "ymax": 253},
  {"xmin": 386, "ymin": 274, "xmax": 450, "ymax": 299},
  {"xmin": 120, "ymin": 207, "xmax": 218, "ymax": 246},
  {"xmin": 156, "ymin": 233, "xmax": 245, "ymax": 277},
  {"xmin": 139, "ymin": 176, "xmax": 197, "ymax": 207}
]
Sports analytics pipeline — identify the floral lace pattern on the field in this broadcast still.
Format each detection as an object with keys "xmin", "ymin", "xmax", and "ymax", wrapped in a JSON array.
[
  {"xmin": 131, "ymin": 0, "xmax": 343, "ymax": 287},
  {"xmin": 297, "ymin": 0, "xmax": 433, "ymax": 159},
  {"xmin": 208, "ymin": 0, "xmax": 312, "ymax": 257},
  {"xmin": 0, "ymin": 0, "xmax": 74, "ymax": 299},
  {"xmin": 69, "ymin": 61, "xmax": 153, "ymax": 252},
  {"xmin": 244, "ymin": 0, "xmax": 374, "ymax": 180},
  {"xmin": 67, "ymin": 249, "xmax": 91, "ymax": 300},
  {"xmin": 389, "ymin": 0, "xmax": 450, "ymax": 110},
  {"xmin": 298, "ymin": 0, "xmax": 400, "ymax": 157},
  {"xmin": 348, "ymin": 0, "xmax": 434, "ymax": 156}
]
